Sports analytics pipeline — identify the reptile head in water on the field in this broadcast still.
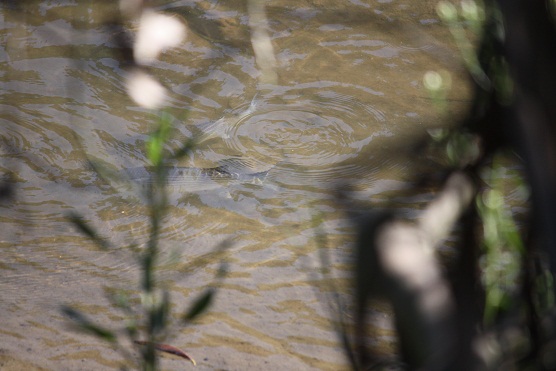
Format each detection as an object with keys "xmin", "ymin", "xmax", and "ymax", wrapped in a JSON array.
[{"xmin": 124, "ymin": 158, "xmax": 275, "ymax": 192}]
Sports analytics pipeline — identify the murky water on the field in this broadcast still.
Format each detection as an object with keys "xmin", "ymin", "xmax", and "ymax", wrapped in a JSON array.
[{"xmin": 0, "ymin": 1, "xmax": 471, "ymax": 370}]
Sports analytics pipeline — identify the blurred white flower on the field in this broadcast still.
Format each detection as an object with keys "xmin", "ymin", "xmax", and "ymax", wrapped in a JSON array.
[
  {"xmin": 134, "ymin": 10, "xmax": 187, "ymax": 65},
  {"xmin": 126, "ymin": 68, "xmax": 167, "ymax": 109}
]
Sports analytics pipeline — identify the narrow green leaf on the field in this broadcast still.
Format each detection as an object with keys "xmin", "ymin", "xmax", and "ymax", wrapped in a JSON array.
[
  {"xmin": 66, "ymin": 211, "xmax": 110, "ymax": 250},
  {"xmin": 172, "ymin": 138, "xmax": 196, "ymax": 160},
  {"xmin": 61, "ymin": 306, "xmax": 116, "ymax": 343},
  {"xmin": 86, "ymin": 158, "xmax": 121, "ymax": 185},
  {"xmin": 184, "ymin": 289, "xmax": 214, "ymax": 322}
]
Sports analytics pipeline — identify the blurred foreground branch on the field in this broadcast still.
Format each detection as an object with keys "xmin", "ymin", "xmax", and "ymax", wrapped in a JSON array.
[
  {"xmin": 247, "ymin": 0, "xmax": 278, "ymax": 85},
  {"xmin": 351, "ymin": 1, "xmax": 556, "ymax": 369},
  {"xmin": 356, "ymin": 172, "xmax": 475, "ymax": 370}
]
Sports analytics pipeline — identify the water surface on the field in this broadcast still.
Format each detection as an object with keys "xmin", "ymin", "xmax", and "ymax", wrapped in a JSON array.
[{"xmin": 0, "ymin": 1, "xmax": 471, "ymax": 369}]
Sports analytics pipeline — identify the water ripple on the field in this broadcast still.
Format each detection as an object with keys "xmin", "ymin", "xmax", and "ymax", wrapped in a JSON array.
[{"xmin": 192, "ymin": 90, "xmax": 391, "ymax": 193}]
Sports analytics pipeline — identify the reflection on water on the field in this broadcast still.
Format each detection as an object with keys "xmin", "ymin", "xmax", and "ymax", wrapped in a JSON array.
[{"xmin": 0, "ymin": 1, "xmax": 471, "ymax": 369}]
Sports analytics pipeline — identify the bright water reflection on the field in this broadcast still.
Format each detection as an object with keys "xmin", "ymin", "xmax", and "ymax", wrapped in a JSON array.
[{"xmin": 0, "ymin": 1, "xmax": 470, "ymax": 369}]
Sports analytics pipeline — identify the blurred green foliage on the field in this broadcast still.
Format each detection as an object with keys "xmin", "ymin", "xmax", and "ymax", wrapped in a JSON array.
[{"xmin": 65, "ymin": 112, "xmax": 217, "ymax": 370}]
